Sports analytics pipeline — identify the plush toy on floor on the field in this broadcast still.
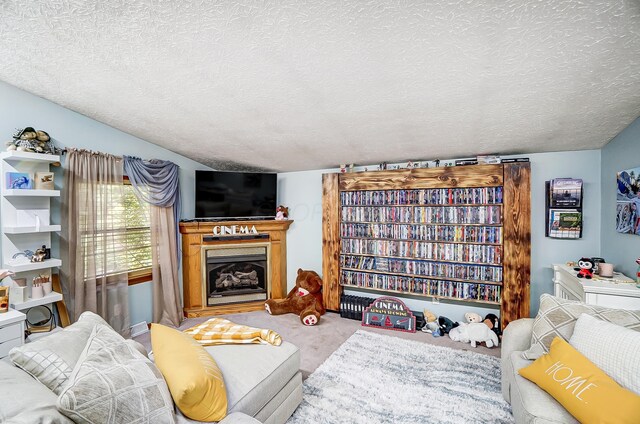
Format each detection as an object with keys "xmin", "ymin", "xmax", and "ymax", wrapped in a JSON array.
[
  {"xmin": 437, "ymin": 316, "xmax": 459, "ymax": 335},
  {"xmin": 464, "ymin": 312, "xmax": 483, "ymax": 323},
  {"xmin": 420, "ymin": 309, "xmax": 440, "ymax": 334},
  {"xmin": 264, "ymin": 268, "xmax": 326, "ymax": 326},
  {"xmin": 483, "ymin": 313, "xmax": 502, "ymax": 339},
  {"xmin": 448, "ymin": 323, "xmax": 469, "ymax": 343},
  {"xmin": 448, "ymin": 322, "xmax": 500, "ymax": 348}
]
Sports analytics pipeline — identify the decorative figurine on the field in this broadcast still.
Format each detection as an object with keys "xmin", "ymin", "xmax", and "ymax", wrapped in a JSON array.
[
  {"xmin": 575, "ymin": 257, "xmax": 594, "ymax": 279},
  {"xmin": 275, "ymin": 205, "xmax": 289, "ymax": 220},
  {"xmin": 31, "ymin": 246, "xmax": 47, "ymax": 262}
]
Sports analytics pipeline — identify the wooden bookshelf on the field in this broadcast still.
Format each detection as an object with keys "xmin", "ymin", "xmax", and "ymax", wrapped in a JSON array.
[{"xmin": 322, "ymin": 164, "xmax": 530, "ymax": 328}]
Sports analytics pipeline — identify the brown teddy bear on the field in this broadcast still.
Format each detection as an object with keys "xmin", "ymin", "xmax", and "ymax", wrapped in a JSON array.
[{"xmin": 264, "ymin": 268, "xmax": 325, "ymax": 326}]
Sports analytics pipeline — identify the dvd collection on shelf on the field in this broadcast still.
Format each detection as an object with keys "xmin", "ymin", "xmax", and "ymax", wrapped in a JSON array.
[
  {"xmin": 340, "ymin": 187, "xmax": 503, "ymax": 206},
  {"xmin": 341, "ymin": 205, "xmax": 502, "ymax": 224},
  {"xmin": 340, "ymin": 222, "xmax": 502, "ymax": 243},
  {"xmin": 340, "ymin": 254, "xmax": 503, "ymax": 282},
  {"xmin": 341, "ymin": 239, "xmax": 502, "ymax": 264},
  {"xmin": 339, "ymin": 185, "xmax": 504, "ymax": 305},
  {"xmin": 340, "ymin": 270, "xmax": 501, "ymax": 304}
]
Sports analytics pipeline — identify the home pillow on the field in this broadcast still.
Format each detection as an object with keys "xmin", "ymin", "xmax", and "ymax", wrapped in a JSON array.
[
  {"xmin": 522, "ymin": 293, "xmax": 640, "ymax": 359},
  {"xmin": 151, "ymin": 323, "xmax": 228, "ymax": 422},
  {"xmin": 519, "ymin": 337, "xmax": 640, "ymax": 424},
  {"xmin": 569, "ymin": 313, "xmax": 640, "ymax": 394},
  {"xmin": 9, "ymin": 311, "xmax": 111, "ymax": 394},
  {"xmin": 57, "ymin": 324, "xmax": 175, "ymax": 424}
]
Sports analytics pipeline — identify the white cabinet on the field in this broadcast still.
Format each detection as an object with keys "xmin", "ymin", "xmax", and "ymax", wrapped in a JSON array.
[
  {"xmin": 553, "ymin": 264, "xmax": 640, "ymax": 309},
  {"xmin": 0, "ymin": 151, "xmax": 62, "ymax": 307},
  {"xmin": 0, "ymin": 309, "xmax": 26, "ymax": 358}
]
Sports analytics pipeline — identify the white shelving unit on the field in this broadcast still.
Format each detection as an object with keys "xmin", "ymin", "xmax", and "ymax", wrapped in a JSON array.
[
  {"xmin": 10, "ymin": 291, "xmax": 63, "ymax": 311},
  {"xmin": 3, "ymin": 189, "xmax": 60, "ymax": 197},
  {"xmin": 0, "ymin": 151, "xmax": 62, "ymax": 308},
  {"xmin": 3, "ymin": 225, "xmax": 61, "ymax": 234}
]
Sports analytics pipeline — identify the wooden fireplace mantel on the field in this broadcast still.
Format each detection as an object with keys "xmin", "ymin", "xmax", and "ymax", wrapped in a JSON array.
[{"xmin": 179, "ymin": 219, "xmax": 293, "ymax": 318}]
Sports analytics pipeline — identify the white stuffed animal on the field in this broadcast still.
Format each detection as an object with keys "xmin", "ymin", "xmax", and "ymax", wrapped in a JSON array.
[
  {"xmin": 448, "ymin": 322, "xmax": 499, "ymax": 348},
  {"xmin": 448, "ymin": 323, "xmax": 469, "ymax": 343},
  {"xmin": 464, "ymin": 312, "xmax": 483, "ymax": 323}
]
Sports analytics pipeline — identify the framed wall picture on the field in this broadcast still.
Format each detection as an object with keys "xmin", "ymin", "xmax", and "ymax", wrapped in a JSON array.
[
  {"xmin": 35, "ymin": 172, "xmax": 54, "ymax": 190},
  {"xmin": 617, "ymin": 166, "xmax": 640, "ymax": 235},
  {"xmin": 5, "ymin": 172, "xmax": 32, "ymax": 189}
]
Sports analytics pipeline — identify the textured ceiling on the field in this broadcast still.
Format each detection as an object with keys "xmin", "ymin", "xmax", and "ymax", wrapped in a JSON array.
[{"xmin": 1, "ymin": 1, "xmax": 639, "ymax": 172}]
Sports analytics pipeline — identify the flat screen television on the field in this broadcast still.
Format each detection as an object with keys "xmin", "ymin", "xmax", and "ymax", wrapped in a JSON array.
[{"xmin": 195, "ymin": 171, "xmax": 277, "ymax": 219}]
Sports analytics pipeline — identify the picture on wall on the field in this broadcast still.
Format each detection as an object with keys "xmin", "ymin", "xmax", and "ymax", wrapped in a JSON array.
[{"xmin": 616, "ymin": 165, "xmax": 640, "ymax": 235}]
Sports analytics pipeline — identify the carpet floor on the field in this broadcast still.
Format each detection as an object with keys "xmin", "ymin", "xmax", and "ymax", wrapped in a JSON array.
[
  {"xmin": 287, "ymin": 330, "xmax": 513, "ymax": 424},
  {"xmin": 134, "ymin": 310, "xmax": 500, "ymax": 379}
]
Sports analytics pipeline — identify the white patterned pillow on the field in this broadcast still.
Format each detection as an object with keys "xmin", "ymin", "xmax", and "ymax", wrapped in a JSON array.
[
  {"xmin": 57, "ymin": 324, "xmax": 175, "ymax": 424},
  {"xmin": 522, "ymin": 294, "xmax": 640, "ymax": 360},
  {"xmin": 9, "ymin": 311, "xmax": 110, "ymax": 394},
  {"xmin": 569, "ymin": 313, "xmax": 640, "ymax": 395}
]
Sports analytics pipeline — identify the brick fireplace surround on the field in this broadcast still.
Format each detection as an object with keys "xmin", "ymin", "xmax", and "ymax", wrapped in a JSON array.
[{"xmin": 179, "ymin": 220, "xmax": 293, "ymax": 318}]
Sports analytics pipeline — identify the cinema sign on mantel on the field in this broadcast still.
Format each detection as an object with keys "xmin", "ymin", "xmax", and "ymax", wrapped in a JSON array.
[{"xmin": 212, "ymin": 225, "xmax": 259, "ymax": 236}]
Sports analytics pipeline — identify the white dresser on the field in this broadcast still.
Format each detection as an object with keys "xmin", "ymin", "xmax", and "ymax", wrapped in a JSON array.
[
  {"xmin": 552, "ymin": 264, "xmax": 640, "ymax": 309},
  {"xmin": 0, "ymin": 308, "xmax": 26, "ymax": 358}
]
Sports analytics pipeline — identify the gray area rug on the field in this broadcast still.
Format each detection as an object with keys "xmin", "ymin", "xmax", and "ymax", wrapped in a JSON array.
[{"xmin": 288, "ymin": 330, "xmax": 514, "ymax": 424}]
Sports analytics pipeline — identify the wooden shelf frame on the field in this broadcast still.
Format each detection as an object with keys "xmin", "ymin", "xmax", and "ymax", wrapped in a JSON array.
[{"xmin": 322, "ymin": 164, "xmax": 531, "ymax": 328}]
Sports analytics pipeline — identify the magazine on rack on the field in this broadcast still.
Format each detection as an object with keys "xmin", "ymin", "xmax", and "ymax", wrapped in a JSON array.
[
  {"xmin": 550, "ymin": 178, "xmax": 583, "ymax": 207},
  {"xmin": 548, "ymin": 209, "xmax": 582, "ymax": 238}
]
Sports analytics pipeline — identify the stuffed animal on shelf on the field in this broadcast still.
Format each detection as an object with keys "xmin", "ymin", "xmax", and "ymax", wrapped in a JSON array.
[
  {"xmin": 575, "ymin": 257, "xmax": 594, "ymax": 279},
  {"xmin": 448, "ymin": 322, "xmax": 500, "ymax": 348},
  {"xmin": 264, "ymin": 268, "xmax": 325, "ymax": 326},
  {"xmin": 464, "ymin": 312, "xmax": 483, "ymax": 323},
  {"xmin": 6, "ymin": 127, "xmax": 60, "ymax": 154},
  {"xmin": 275, "ymin": 205, "xmax": 289, "ymax": 220}
]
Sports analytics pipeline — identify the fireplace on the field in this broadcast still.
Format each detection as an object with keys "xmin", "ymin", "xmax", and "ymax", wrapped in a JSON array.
[{"xmin": 203, "ymin": 243, "xmax": 270, "ymax": 306}]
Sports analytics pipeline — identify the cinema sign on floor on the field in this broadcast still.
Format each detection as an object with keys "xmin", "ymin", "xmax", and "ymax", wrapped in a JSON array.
[{"xmin": 362, "ymin": 296, "xmax": 416, "ymax": 333}]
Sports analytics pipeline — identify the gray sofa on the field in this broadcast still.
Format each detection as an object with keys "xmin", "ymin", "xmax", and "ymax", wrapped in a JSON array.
[
  {"xmin": 0, "ymin": 318, "xmax": 302, "ymax": 424},
  {"xmin": 501, "ymin": 318, "xmax": 578, "ymax": 424}
]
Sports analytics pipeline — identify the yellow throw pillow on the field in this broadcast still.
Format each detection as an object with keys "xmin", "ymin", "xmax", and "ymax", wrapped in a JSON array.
[
  {"xmin": 151, "ymin": 324, "xmax": 228, "ymax": 422},
  {"xmin": 519, "ymin": 337, "xmax": 640, "ymax": 424}
]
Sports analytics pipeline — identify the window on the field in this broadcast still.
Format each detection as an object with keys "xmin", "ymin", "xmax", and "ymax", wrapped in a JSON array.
[
  {"xmin": 123, "ymin": 180, "xmax": 152, "ymax": 284},
  {"xmin": 80, "ymin": 178, "xmax": 152, "ymax": 285}
]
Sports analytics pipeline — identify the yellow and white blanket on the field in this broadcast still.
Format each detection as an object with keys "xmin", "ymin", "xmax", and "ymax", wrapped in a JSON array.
[{"xmin": 183, "ymin": 317, "xmax": 282, "ymax": 346}]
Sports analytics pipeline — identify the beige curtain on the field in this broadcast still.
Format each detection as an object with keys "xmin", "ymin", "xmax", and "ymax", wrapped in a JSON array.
[
  {"xmin": 150, "ymin": 205, "xmax": 182, "ymax": 327},
  {"xmin": 61, "ymin": 149, "xmax": 130, "ymax": 336}
]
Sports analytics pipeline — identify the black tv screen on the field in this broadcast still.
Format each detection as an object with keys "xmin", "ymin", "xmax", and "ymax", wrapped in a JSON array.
[{"xmin": 195, "ymin": 171, "xmax": 277, "ymax": 219}]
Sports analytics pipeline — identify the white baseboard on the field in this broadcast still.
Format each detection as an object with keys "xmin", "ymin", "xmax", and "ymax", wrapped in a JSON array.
[{"xmin": 130, "ymin": 321, "xmax": 149, "ymax": 337}]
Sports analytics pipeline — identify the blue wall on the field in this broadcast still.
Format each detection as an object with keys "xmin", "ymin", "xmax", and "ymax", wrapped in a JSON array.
[
  {"xmin": 279, "ymin": 150, "xmax": 602, "ymax": 321},
  {"xmin": 2, "ymin": 78, "xmax": 622, "ymax": 326},
  {"xmin": 601, "ymin": 116, "xmax": 640, "ymax": 278},
  {"xmin": 0, "ymin": 81, "xmax": 212, "ymax": 325}
]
